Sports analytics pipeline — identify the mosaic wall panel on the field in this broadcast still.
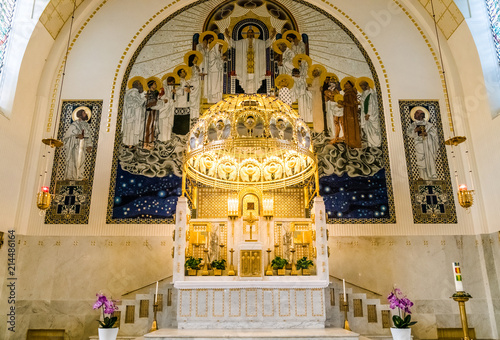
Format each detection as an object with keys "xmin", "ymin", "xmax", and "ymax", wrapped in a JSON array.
[
  {"xmin": 198, "ymin": 188, "xmax": 230, "ymax": 218},
  {"xmin": 399, "ymin": 100, "xmax": 457, "ymax": 223},
  {"xmin": 45, "ymin": 100, "xmax": 102, "ymax": 224},
  {"xmin": 106, "ymin": 0, "xmax": 394, "ymax": 224},
  {"xmin": 272, "ymin": 188, "xmax": 304, "ymax": 218}
]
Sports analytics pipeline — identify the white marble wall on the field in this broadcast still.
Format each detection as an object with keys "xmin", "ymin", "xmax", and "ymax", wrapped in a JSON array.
[
  {"xmin": 329, "ymin": 233, "xmax": 500, "ymax": 339},
  {"xmin": 0, "ymin": 235, "xmax": 174, "ymax": 340},
  {"xmin": 1, "ymin": 233, "xmax": 499, "ymax": 339}
]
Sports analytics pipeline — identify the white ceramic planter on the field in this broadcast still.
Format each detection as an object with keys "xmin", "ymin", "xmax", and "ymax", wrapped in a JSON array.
[
  {"xmin": 98, "ymin": 327, "xmax": 119, "ymax": 340},
  {"xmin": 390, "ymin": 327, "xmax": 411, "ymax": 340}
]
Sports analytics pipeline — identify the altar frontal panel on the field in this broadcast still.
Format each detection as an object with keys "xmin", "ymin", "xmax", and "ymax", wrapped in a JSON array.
[{"xmin": 176, "ymin": 287, "xmax": 325, "ymax": 328}]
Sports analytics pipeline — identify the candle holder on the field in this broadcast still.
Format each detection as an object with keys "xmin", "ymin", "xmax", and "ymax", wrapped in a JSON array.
[
  {"xmin": 452, "ymin": 291, "xmax": 473, "ymax": 340},
  {"xmin": 228, "ymin": 215, "xmax": 238, "ymax": 243},
  {"xmin": 290, "ymin": 248, "xmax": 299, "ymax": 276},
  {"xmin": 150, "ymin": 302, "xmax": 159, "ymax": 332},
  {"xmin": 201, "ymin": 249, "xmax": 209, "ymax": 276},
  {"xmin": 343, "ymin": 300, "xmax": 350, "ymax": 331},
  {"xmin": 228, "ymin": 248, "xmax": 235, "ymax": 276},
  {"xmin": 457, "ymin": 189, "xmax": 474, "ymax": 209},
  {"xmin": 265, "ymin": 248, "xmax": 273, "ymax": 276}
]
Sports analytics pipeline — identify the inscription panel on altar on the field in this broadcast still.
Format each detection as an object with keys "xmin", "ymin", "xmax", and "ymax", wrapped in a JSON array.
[{"xmin": 239, "ymin": 250, "xmax": 262, "ymax": 277}]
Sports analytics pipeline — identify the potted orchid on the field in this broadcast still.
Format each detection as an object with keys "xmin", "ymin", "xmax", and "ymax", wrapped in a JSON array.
[
  {"xmin": 387, "ymin": 287, "xmax": 417, "ymax": 340},
  {"xmin": 93, "ymin": 293, "xmax": 119, "ymax": 340}
]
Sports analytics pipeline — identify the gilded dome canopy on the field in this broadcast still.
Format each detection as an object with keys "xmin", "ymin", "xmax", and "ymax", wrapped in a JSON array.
[{"xmin": 184, "ymin": 94, "xmax": 317, "ymax": 190}]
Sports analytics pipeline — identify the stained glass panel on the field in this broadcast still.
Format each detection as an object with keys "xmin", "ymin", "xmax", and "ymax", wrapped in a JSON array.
[
  {"xmin": 0, "ymin": 0, "xmax": 18, "ymax": 79},
  {"xmin": 486, "ymin": 0, "xmax": 500, "ymax": 62}
]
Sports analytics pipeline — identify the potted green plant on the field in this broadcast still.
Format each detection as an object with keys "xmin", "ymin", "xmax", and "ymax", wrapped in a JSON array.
[
  {"xmin": 185, "ymin": 256, "xmax": 202, "ymax": 276},
  {"xmin": 211, "ymin": 259, "xmax": 226, "ymax": 276},
  {"xmin": 296, "ymin": 256, "xmax": 314, "ymax": 275},
  {"xmin": 387, "ymin": 287, "xmax": 417, "ymax": 340},
  {"xmin": 271, "ymin": 256, "xmax": 289, "ymax": 275}
]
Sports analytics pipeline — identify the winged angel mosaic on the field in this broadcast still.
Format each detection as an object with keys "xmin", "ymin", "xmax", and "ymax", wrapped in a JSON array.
[{"xmin": 107, "ymin": 0, "xmax": 394, "ymax": 223}]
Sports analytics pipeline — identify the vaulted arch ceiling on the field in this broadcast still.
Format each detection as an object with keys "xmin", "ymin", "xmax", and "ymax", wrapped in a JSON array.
[{"xmin": 39, "ymin": 0, "xmax": 464, "ymax": 40}]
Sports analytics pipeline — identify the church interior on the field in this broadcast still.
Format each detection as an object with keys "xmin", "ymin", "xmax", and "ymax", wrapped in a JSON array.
[{"xmin": 0, "ymin": 0, "xmax": 500, "ymax": 339}]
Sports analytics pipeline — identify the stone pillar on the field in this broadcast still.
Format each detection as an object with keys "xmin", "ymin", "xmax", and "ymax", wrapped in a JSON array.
[
  {"xmin": 312, "ymin": 196, "xmax": 329, "ymax": 282},
  {"xmin": 173, "ymin": 196, "xmax": 189, "ymax": 283}
]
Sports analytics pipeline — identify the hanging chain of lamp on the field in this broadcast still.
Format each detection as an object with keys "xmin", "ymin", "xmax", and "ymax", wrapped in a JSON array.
[
  {"xmin": 37, "ymin": 0, "xmax": 77, "ymax": 212},
  {"xmin": 429, "ymin": 0, "xmax": 474, "ymax": 209}
]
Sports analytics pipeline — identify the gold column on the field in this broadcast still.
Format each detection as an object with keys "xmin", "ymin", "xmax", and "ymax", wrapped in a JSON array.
[
  {"xmin": 181, "ymin": 168, "xmax": 187, "ymax": 197},
  {"xmin": 192, "ymin": 186, "xmax": 198, "ymax": 211}
]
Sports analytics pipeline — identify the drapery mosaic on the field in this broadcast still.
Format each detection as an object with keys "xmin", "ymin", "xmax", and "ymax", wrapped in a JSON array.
[
  {"xmin": 399, "ymin": 100, "xmax": 457, "ymax": 224},
  {"xmin": 45, "ymin": 100, "xmax": 103, "ymax": 224}
]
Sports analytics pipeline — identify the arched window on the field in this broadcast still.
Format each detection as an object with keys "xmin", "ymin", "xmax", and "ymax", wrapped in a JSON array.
[
  {"xmin": 0, "ymin": 0, "xmax": 18, "ymax": 81},
  {"xmin": 486, "ymin": 0, "xmax": 500, "ymax": 63}
]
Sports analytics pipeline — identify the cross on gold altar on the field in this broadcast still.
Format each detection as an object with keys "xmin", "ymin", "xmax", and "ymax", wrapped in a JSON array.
[{"xmin": 243, "ymin": 212, "xmax": 258, "ymax": 241}]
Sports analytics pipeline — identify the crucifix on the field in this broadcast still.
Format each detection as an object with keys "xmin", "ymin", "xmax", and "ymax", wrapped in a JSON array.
[{"xmin": 243, "ymin": 211, "xmax": 258, "ymax": 242}]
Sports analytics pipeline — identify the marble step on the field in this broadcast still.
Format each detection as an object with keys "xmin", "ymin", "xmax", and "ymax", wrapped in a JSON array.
[
  {"xmin": 143, "ymin": 328, "xmax": 359, "ymax": 340},
  {"xmin": 89, "ymin": 336, "xmax": 142, "ymax": 340}
]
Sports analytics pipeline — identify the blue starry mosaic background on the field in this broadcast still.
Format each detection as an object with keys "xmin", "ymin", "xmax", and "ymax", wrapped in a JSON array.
[
  {"xmin": 112, "ymin": 165, "xmax": 181, "ymax": 219},
  {"xmin": 320, "ymin": 169, "xmax": 389, "ymax": 219}
]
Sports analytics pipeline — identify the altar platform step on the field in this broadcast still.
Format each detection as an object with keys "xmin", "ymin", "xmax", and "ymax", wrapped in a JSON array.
[{"xmin": 143, "ymin": 328, "xmax": 359, "ymax": 340}]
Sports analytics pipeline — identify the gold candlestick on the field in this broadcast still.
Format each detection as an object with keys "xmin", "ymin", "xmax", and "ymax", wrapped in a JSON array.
[
  {"xmin": 201, "ymin": 249, "xmax": 209, "ymax": 276},
  {"xmin": 290, "ymin": 248, "xmax": 298, "ymax": 275},
  {"xmin": 219, "ymin": 244, "xmax": 225, "ymax": 262},
  {"xmin": 228, "ymin": 248, "xmax": 235, "ymax": 276},
  {"xmin": 343, "ymin": 300, "xmax": 350, "ymax": 331},
  {"xmin": 229, "ymin": 216, "xmax": 237, "ymax": 244},
  {"xmin": 452, "ymin": 292, "xmax": 472, "ymax": 340},
  {"xmin": 265, "ymin": 248, "xmax": 273, "ymax": 276},
  {"xmin": 150, "ymin": 302, "xmax": 158, "ymax": 332}
]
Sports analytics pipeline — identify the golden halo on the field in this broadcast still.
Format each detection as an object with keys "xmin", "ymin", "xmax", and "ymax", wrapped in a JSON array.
[
  {"xmin": 326, "ymin": 72, "xmax": 339, "ymax": 84},
  {"xmin": 174, "ymin": 65, "xmax": 192, "ymax": 80},
  {"xmin": 241, "ymin": 26, "xmax": 260, "ymax": 39},
  {"xmin": 292, "ymin": 54, "xmax": 312, "ymax": 69},
  {"xmin": 333, "ymin": 94, "xmax": 344, "ymax": 103},
  {"xmin": 127, "ymin": 76, "xmax": 147, "ymax": 90},
  {"xmin": 272, "ymin": 38, "xmax": 292, "ymax": 54},
  {"xmin": 283, "ymin": 30, "xmax": 301, "ymax": 42},
  {"xmin": 340, "ymin": 76, "xmax": 358, "ymax": 91},
  {"xmin": 275, "ymin": 74, "xmax": 294, "ymax": 89},
  {"xmin": 146, "ymin": 76, "xmax": 162, "ymax": 90},
  {"xmin": 410, "ymin": 106, "xmax": 430, "ymax": 122},
  {"xmin": 355, "ymin": 76, "xmax": 375, "ymax": 93},
  {"xmin": 308, "ymin": 64, "xmax": 327, "ymax": 84},
  {"xmin": 184, "ymin": 50, "xmax": 203, "ymax": 66},
  {"xmin": 72, "ymin": 106, "xmax": 92, "ymax": 121},
  {"xmin": 161, "ymin": 72, "xmax": 180, "ymax": 84},
  {"xmin": 199, "ymin": 31, "xmax": 218, "ymax": 48},
  {"xmin": 213, "ymin": 39, "xmax": 229, "ymax": 54}
]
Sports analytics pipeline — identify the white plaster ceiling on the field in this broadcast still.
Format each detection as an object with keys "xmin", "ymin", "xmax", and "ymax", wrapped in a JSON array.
[
  {"xmin": 418, "ymin": 0, "xmax": 465, "ymax": 38},
  {"xmin": 39, "ymin": 0, "xmax": 465, "ymax": 40}
]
